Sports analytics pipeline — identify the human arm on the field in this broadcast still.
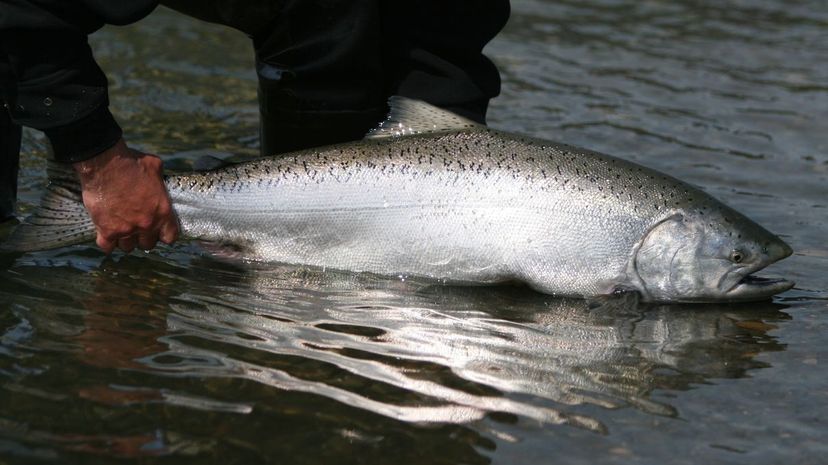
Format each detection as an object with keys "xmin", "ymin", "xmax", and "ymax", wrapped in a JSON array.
[
  {"xmin": 0, "ymin": 1, "xmax": 159, "ymax": 160},
  {"xmin": 0, "ymin": 1, "xmax": 177, "ymax": 252}
]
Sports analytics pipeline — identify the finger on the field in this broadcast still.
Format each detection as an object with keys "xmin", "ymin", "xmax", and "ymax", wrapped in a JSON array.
[
  {"xmin": 118, "ymin": 235, "xmax": 137, "ymax": 254},
  {"xmin": 159, "ymin": 218, "xmax": 179, "ymax": 245},
  {"xmin": 96, "ymin": 230, "xmax": 116, "ymax": 255},
  {"xmin": 137, "ymin": 232, "xmax": 157, "ymax": 251}
]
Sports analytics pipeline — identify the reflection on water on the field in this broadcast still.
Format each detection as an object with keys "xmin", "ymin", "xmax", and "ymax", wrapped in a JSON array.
[{"xmin": 0, "ymin": 249, "xmax": 790, "ymax": 460}]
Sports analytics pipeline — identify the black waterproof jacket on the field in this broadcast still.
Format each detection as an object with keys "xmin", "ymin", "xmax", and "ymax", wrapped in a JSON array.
[{"xmin": 1, "ymin": 1, "xmax": 159, "ymax": 162}]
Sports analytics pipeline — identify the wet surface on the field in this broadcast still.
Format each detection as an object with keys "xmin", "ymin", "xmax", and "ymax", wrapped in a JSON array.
[{"xmin": 2, "ymin": 1, "xmax": 827, "ymax": 463}]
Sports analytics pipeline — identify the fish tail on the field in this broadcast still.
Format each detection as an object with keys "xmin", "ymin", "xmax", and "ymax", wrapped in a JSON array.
[{"xmin": 1, "ymin": 162, "xmax": 95, "ymax": 252}]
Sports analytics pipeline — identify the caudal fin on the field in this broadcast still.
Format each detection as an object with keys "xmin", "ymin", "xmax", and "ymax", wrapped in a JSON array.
[{"xmin": 1, "ymin": 162, "xmax": 95, "ymax": 252}]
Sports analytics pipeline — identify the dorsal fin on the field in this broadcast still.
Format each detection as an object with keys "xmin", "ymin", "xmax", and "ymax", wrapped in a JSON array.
[{"xmin": 365, "ymin": 96, "xmax": 483, "ymax": 139}]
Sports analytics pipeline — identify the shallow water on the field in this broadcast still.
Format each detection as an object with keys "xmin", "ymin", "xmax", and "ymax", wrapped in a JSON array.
[{"xmin": 2, "ymin": 1, "xmax": 827, "ymax": 464}]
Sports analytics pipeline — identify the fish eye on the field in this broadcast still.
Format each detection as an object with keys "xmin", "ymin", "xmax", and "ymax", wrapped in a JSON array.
[{"xmin": 730, "ymin": 249, "xmax": 744, "ymax": 263}]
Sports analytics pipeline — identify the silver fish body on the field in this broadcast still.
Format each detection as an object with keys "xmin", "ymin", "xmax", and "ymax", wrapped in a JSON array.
[
  {"xmin": 168, "ymin": 122, "xmax": 792, "ymax": 301},
  {"xmin": 4, "ymin": 98, "xmax": 794, "ymax": 302}
]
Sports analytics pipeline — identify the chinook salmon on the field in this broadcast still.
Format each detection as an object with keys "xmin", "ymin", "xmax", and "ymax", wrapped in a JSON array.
[{"xmin": 3, "ymin": 97, "xmax": 794, "ymax": 302}]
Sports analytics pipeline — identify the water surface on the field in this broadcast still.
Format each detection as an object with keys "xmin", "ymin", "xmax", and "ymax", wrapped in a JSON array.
[{"xmin": 2, "ymin": 1, "xmax": 826, "ymax": 464}]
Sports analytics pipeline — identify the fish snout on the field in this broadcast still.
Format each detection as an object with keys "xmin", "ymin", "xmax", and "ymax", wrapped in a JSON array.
[{"xmin": 764, "ymin": 237, "xmax": 793, "ymax": 263}]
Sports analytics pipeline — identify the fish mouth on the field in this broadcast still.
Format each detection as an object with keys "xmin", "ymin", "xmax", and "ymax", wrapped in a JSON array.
[{"xmin": 725, "ymin": 274, "xmax": 795, "ymax": 301}]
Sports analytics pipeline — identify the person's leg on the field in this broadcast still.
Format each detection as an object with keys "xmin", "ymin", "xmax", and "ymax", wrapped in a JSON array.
[
  {"xmin": 253, "ymin": 1, "xmax": 388, "ymax": 155},
  {"xmin": 1, "ymin": 108, "xmax": 21, "ymax": 221},
  {"xmin": 163, "ymin": 0, "xmax": 388, "ymax": 156},
  {"xmin": 381, "ymin": 1, "xmax": 510, "ymax": 124},
  {"xmin": 253, "ymin": 0, "xmax": 510, "ymax": 153}
]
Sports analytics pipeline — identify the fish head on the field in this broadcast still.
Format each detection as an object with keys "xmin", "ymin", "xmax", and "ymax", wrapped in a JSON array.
[{"xmin": 632, "ymin": 210, "xmax": 793, "ymax": 302}]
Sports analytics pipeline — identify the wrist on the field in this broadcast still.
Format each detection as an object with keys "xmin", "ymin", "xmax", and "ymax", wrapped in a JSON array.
[{"xmin": 72, "ymin": 139, "xmax": 131, "ymax": 182}]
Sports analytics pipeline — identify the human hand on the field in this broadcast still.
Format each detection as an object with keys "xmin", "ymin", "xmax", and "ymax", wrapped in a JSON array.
[{"xmin": 73, "ymin": 139, "xmax": 179, "ymax": 254}]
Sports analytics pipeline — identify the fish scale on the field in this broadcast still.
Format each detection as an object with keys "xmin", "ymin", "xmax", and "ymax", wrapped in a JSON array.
[{"xmin": 3, "ymin": 97, "xmax": 793, "ymax": 302}]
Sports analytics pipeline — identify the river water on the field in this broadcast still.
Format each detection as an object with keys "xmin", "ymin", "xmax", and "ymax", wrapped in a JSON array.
[{"xmin": 1, "ymin": 1, "xmax": 826, "ymax": 463}]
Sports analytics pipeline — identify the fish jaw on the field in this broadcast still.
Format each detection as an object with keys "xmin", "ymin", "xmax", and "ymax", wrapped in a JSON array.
[{"xmin": 724, "ymin": 275, "xmax": 795, "ymax": 301}]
